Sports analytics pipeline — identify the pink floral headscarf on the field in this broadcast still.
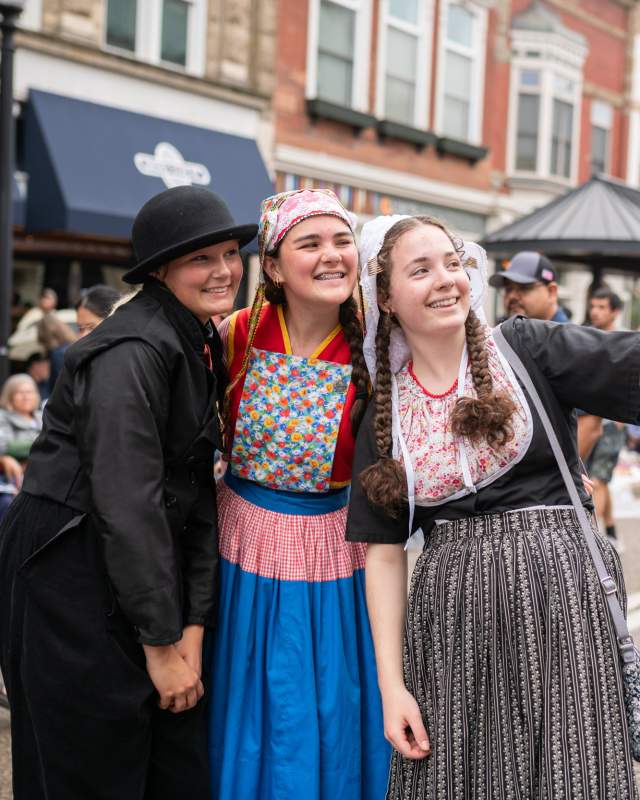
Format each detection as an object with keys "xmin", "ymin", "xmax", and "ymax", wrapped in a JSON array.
[{"xmin": 258, "ymin": 189, "xmax": 354, "ymax": 271}]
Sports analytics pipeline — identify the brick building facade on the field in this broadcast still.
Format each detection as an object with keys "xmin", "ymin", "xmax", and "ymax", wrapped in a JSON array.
[{"xmin": 271, "ymin": 0, "xmax": 639, "ymax": 320}]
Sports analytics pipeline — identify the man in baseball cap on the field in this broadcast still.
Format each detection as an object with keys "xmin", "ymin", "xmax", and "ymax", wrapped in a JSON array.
[{"xmin": 489, "ymin": 251, "xmax": 568, "ymax": 322}]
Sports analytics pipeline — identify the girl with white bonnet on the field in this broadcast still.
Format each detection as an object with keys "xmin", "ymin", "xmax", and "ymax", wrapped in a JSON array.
[
  {"xmin": 208, "ymin": 189, "xmax": 389, "ymax": 799},
  {"xmin": 346, "ymin": 214, "xmax": 640, "ymax": 798}
]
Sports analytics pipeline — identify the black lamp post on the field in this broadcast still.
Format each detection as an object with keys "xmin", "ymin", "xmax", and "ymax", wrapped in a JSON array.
[{"xmin": 0, "ymin": 0, "xmax": 24, "ymax": 385}]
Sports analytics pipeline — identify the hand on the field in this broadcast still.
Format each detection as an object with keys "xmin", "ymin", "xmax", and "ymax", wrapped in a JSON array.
[
  {"xmin": 143, "ymin": 643, "xmax": 204, "ymax": 714},
  {"xmin": 0, "ymin": 455, "xmax": 23, "ymax": 489},
  {"xmin": 381, "ymin": 683, "xmax": 431, "ymax": 760},
  {"xmin": 174, "ymin": 624, "xmax": 204, "ymax": 678},
  {"xmin": 581, "ymin": 473, "xmax": 594, "ymax": 497}
]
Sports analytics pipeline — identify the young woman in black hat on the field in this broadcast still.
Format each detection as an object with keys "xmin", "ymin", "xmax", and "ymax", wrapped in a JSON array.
[{"xmin": 0, "ymin": 186, "xmax": 256, "ymax": 800}]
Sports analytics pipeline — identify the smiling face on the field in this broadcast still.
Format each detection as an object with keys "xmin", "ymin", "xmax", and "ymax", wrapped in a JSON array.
[
  {"xmin": 264, "ymin": 216, "xmax": 357, "ymax": 309},
  {"xmin": 158, "ymin": 239, "xmax": 243, "ymax": 323},
  {"xmin": 385, "ymin": 223, "xmax": 470, "ymax": 342}
]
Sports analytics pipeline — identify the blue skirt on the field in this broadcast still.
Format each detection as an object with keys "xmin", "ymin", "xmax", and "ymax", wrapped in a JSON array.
[{"xmin": 208, "ymin": 476, "xmax": 390, "ymax": 799}]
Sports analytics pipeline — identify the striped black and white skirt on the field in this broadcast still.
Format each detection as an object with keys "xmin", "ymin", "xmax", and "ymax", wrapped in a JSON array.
[{"xmin": 388, "ymin": 506, "xmax": 638, "ymax": 800}]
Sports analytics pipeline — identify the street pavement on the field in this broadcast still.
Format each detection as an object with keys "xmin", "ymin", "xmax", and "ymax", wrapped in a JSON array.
[
  {"xmin": 0, "ymin": 708, "xmax": 10, "ymax": 800},
  {"xmin": 1, "ymin": 454, "xmax": 640, "ymax": 796}
]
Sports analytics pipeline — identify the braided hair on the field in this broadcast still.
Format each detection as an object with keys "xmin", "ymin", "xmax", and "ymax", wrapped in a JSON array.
[{"xmin": 359, "ymin": 216, "xmax": 515, "ymax": 517}]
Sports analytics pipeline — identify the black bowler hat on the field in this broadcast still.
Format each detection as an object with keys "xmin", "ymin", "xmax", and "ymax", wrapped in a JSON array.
[
  {"xmin": 488, "ymin": 251, "xmax": 556, "ymax": 288},
  {"xmin": 123, "ymin": 186, "xmax": 258, "ymax": 284}
]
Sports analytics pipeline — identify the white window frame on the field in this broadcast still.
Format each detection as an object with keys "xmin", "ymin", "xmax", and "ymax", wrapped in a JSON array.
[
  {"xmin": 306, "ymin": 0, "xmax": 373, "ymax": 112},
  {"xmin": 434, "ymin": 0, "xmax": 488, "ymax": 144},
  {"xmin": 375, "ymin": 0, "xmax": 434, "ymax": 129},
  {"xmin": 103, "ymin": 0, "xmax": 207, "ymax": 78},
  {"xmin": 507, "ymin": 29, "xmax": 586, "ymax": 185},
  {"xmin": 590, "ymin": 100, "xmax": 612, "ymax": 175}
]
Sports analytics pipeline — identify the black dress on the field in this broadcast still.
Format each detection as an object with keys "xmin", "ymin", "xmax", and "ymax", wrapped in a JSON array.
[{"xmin": 347, "ymin": 317, "xmax": 640, "ymax": 800}]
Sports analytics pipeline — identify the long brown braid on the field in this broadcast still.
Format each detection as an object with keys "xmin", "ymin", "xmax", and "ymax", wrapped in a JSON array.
[
  {"xmin": 359, "ymin": 215, "xmax": 515, "ymax": 517},
  {"xmin": 222, "ymin": 281, "xmax": 266, "ymax": 454},
  {"xmin": 338, "ymin": 295, "xmax": 369, "ymax": 434},
  {"xmin": 450, "ymin": 308, "xmax": 516, "ymax": 445}
]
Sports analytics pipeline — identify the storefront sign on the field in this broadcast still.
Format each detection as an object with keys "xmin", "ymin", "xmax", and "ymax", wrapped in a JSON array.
[{"xmin": 134, "ymin": 142, "xmax": 211, "ymax": 189}]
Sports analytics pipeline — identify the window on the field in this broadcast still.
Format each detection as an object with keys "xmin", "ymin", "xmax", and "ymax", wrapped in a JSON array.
[
  {"xmin": 435, "ymin": 1, "xmax": 488, "ymax": 143},
  {"xmin": 376, "ymin": 0, "xmax": 433, "ymax": 127},
  {"xmin": 106, "ymin": 0, "xmax": 137, "ymax": 52},
  {"xmin": 516, "ymin": 92, "xmax": 539, "ymax": 171},
  {"xmin": 308, "ymin": 0, "xmax": 372, "ymax": 112},
  {"xmin": 591, "ymin": 101, "xmax": 612, "ymax": 175},
  {"xmin": 161, "ymin": 0, "xmax": 189, "ymax": 67},
  {"xmin": 508, "ymin": 17, "xmax": 586, "ymax": 183},
  {"xmin": 317, "ymin": 1, "xmax": 356, "ymax": 106},
  {"xmin": 104, "ymin": 0, "xmax": 206, "ymax": 75}
]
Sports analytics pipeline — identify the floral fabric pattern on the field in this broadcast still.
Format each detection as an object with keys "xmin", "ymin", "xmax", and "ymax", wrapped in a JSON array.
[
  {"xmin": 396, "ymin": 329, "xmax": 531, "ymax": 505},
  {"xmin": 230, "ymin": 348, "xmax": 352, "ymax": 493}
]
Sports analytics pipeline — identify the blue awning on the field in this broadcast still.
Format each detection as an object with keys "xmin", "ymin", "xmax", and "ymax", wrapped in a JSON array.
[{"xmin": 23, "ymin": 90, "xmax": 273, "ymax": 251}]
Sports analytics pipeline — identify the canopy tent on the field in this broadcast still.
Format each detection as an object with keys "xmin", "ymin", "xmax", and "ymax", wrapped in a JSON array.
[{"xmin": 482, "ymin": 175, "xmax": 640, "ymax": 274}]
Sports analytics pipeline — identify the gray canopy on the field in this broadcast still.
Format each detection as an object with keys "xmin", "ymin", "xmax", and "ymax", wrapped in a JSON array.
[{"xmin": 482, "ymin": 175, "xmax": 640, "ymax": 272}]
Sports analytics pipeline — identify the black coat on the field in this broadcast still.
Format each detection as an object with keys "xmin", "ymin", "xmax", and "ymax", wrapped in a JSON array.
[{"xmin": 23, "ymin": 280, "xmax": 223, "ymax": 645}]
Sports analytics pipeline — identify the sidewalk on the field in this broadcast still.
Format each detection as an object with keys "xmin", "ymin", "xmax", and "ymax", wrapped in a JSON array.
[{"xmin": 0, "ymin": 708, "xmax": 10, "ymax": 800}]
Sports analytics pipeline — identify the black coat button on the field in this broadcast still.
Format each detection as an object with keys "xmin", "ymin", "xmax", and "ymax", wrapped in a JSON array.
[{"xmin": 165, "ymin": 495, "xmax": 177, "ymax": 508}]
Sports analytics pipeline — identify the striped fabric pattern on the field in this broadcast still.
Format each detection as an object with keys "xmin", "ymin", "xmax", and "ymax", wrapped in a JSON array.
[
  {"xmin": 389, "ymin": 506, "xmax": 638, "ymax": 799},
  {"xmin": 217, "ymin": 480, "xmax": 366, "ymax": 582}
]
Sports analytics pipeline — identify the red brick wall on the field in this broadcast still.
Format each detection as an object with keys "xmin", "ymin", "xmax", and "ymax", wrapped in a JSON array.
[{"xmin": 274, "ymin": 0, "xmax": 633, "ymax": 193}]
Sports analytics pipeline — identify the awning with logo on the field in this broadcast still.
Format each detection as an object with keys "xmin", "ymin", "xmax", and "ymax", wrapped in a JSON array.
[{"xmin": 23, "ymin": 89, "xmax": 273, "ymax": 251}]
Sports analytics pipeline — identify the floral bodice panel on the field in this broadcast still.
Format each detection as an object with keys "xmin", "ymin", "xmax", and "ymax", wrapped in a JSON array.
[
  {"xmin": 222, "ymin": 303, "xmax": 357, "ymax": 490},
  {"xmin": 396, "ymin": 330, "xmax": 532, "ymax": 505}
]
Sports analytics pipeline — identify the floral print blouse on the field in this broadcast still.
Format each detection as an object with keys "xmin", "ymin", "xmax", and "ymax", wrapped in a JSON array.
[{"xmin": 396, "ymin": 327, "xmax": 532, "ymax": 506}]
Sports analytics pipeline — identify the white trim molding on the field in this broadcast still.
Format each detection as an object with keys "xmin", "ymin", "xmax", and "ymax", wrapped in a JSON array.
[
  {"xmin": 102, "ymin": 0, "xmax": 207, "ymax": 78},
  {"xmin": 375, "ymin": 0, "xmax": 434, "ymax": 128},
  {"xmin": 305, "ymin": 0, "xmax": 373, "ymax": 113},
  {"xmin": 434, "ymin": 0, "xmax": 488, "ymax": 144}
]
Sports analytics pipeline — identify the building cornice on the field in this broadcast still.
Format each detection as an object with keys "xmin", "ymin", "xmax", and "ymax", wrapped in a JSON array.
[
  {"xmin": 15, "ymin": 30, "xmax": 270, "ymax": 112},
  {"xmin": 543, "ymin": 0, "xmax": 629, "ymax": 41}
]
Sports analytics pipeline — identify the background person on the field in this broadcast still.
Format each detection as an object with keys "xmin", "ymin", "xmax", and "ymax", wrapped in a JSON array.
[
  {"xmin": 36, "ymin": 311, "xmax": 77, "ymax": 387},
  {"xmin": 580, "ymin": 288, "xmax": 626, "ymax": 549},
  {"xmin": 0, "ymin": 186, "xmax": 255, "ymax": 800},
  {"xmin": 15, "ymin": 288, "xmax": 59, "ymax": 333},
  {"xmin": 76, "ymin": 284, "xmax": 122, "ymax": 337},
  {"xmin": 489, "ymin": 251, "xmax": 568, "ymax": 322},
  {"xmin": 24, "ymin": 352, "xmax": 51, "ymax": 404},
  {"xmin": 0, "ymin": 374, "xmax": 42, "ymax": 522}
]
